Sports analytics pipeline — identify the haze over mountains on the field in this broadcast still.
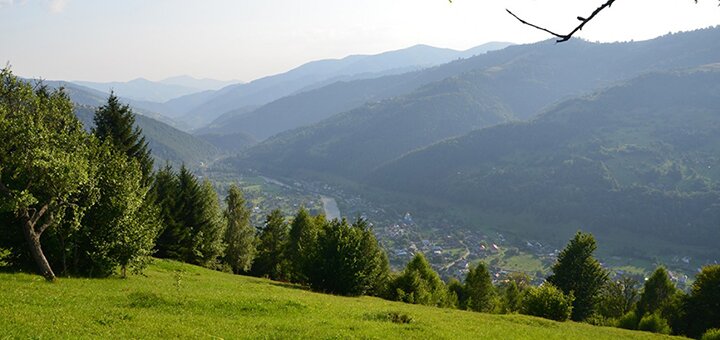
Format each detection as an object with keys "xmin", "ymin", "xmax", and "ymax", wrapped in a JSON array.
[{"xmin": 74, "ymin": 76, "xmax": 240, "ymax": 103}]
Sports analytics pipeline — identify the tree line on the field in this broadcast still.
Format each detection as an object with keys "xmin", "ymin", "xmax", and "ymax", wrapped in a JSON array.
[{"xmin": 1, "ymin": 68, "xmax": 718, "ymax": 338}]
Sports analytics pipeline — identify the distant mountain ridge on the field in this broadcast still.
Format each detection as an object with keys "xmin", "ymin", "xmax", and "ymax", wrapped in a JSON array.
[
  {"xmin": 163, "ymin": 41, "xmax": 513, "ymax": 129},
  {"xmin": 74, "ymin": 76, "xmax": 239, "ymax": 103}
]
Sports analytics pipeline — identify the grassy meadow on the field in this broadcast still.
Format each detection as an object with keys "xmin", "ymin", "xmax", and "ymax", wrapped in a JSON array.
[{"xmin": 0, "ymin": 259, "xmax": 682, "ymax": 339}]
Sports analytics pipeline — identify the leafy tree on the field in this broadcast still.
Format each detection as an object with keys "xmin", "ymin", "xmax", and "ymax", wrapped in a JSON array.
[
  {"xmin": 463, "ymin": 262, "xmax": 496, "ymax": 312},
  {"xmin": 686, "ymin": 265, "xmax": 720, "ymax": 338},
  {"xmin": 286, "ymin": 207, "xmax": 319, "ymax": 283},
  {"xmin": 520, "ymin": 283, "xmax": 574, "ymax": 322},
  {"xmin": 389, "ymin": 253, "xmax": 452, "ymax": 307},
  {"xmin": 447, "ymin": 278, "xmax": 463, "ymax": 309},
  {"xmin": 252, "ymin": 209, "xmax": 290, "ymax": 280},
  {"xmin": 597, "ymin": 275, "xmax": 640, "ymax": 319},
  {"xmin": 92, "ymin": 93, "xmax": 153, "ymax": 184},
  {"xmin": 76, "ymin": 142, "xmax": 160, "ymax": 277},
  {"xmin": 222, "ymin": 184, "xmax": 256, "ymax": 273},
  {"xmin": 309, "ymin": 217, "xmax": 389, "ymax": 296},
  {"xmin": 547, "ymin": 231, "xmax": 608, "ymax": 321},
  {"xmin": 191, "ymin": 180, "xmax": 226, "ymax": 267},
  {"xmin": 500, "ymin": 280, "xmax": 523, "ymax": 313},
  {"xmin": 0, "ymin": 69, "xmax": 94, "ymax": 281},
  {"xmin": 636, "ymin": 267, "xmax": 677, "ymax": 318}
]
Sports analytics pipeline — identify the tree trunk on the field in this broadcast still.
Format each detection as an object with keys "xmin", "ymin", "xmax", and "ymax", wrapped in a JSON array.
[{"xmin": 22, "ymin": 219, "xmax": 56, "ymax": 281}]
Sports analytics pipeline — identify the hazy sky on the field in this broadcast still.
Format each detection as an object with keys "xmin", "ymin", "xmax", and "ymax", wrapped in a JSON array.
[{"xmin": 1, "ymin": 0, "xmax": 719, "ymax": 82}]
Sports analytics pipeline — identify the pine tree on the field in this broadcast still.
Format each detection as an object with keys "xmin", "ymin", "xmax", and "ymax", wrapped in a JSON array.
[
  {"xmin": 223, "ymin": 184, "xmax": 256, "ymax": 273},
  {"xmin": 637, "ymin": 267, "xmax": 678, "ymax": 318},
  {"xmin": 151, "ymin": 165, "xmax": 184, "ymax": 259},
  {"xmin": 93, "ymin": 92, "xmax": 153, "ymax": 184},
  {"xmin": 286, "ymin": 207, "xmax": 318, "ymax": 283},
  {"xmin": 390, "ymin": 253, "xmax": 451, "ymax": 307},
  {"xmin": 547, "ymin": 231, "xmax": 608, "ymax": 321},
  {"xmin": 463, "ymin": 262, "xmax": 496, "ymax": 312},
  {"xmin": 252, "ymin": 209, "xmax": 290, "ymax": 280}
]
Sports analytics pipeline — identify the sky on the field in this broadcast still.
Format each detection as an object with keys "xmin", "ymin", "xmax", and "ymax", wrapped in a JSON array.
[{"xmin": 1, "ymin": 0, "xmax": 719, "ymax": 83}]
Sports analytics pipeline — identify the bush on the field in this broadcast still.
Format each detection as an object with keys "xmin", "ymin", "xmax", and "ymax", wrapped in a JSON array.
[
  {"xmin": 702, "ymin": 329, "xmax": 720, "ymax": 340},
  {"xmin": 638, "ymin": 313, "xmax": 671, "ymax": 335},
  {"xmin": 520, "ymin": 283, "xmax": 574, "ymax": 321},
  {"xmin": 615, "ymin": 311, "xmax": 639, "ymax": 330}
]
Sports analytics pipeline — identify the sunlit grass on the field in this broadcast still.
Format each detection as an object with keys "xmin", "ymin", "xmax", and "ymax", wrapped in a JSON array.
[{"xmin": 0, "ymin": 259, "xmax": 683, "ymax": 339}]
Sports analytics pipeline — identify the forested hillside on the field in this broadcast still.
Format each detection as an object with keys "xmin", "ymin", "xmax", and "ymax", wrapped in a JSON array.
[
  {"xmin": 222, "ymin": 28, "xmax": 720, "ymax": 181},
  {"xmin": 368, "ymin": 67, "xmax": 720, "ymax": 259}
]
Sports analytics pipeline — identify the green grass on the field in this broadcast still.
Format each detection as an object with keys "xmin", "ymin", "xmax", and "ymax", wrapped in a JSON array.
[{"xmin": 0, "ymin": 259, "xmax": 682, "ymax": 339}]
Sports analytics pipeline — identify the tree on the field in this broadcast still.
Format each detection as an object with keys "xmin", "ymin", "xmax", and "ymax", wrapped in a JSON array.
[
  {"xmin": 252, "ymin": 209, "xmax": 290, "ymax": 280},
  {"xmin": 389, "ymin": 253, "xmax": 452, "ymax": 307},
  {"xmin": 636, "ymin": 267, "xmax": 678, "ymax": 318},
  {"xmin": 286, "ymin": 207, "xmax": 319, "ymax": 283},
  {"xmin": 153, "ymin": 165, "xmax": 225, "ymax": 267},
  {"xmin": 308, "ymin": 217, "xmax": 389, "ymax": 296},
  {"xmin": 222, "ymin": 184, "xmax": 256, "ymax": 273},
  {"xmin": 500, "ymin": 280, "xmax": 524, "ymax": 313},
  {"xmin": 463, "ymin": 262, "xmax": 496, "ymax": 312},
  {"xmin": 92, "ymin": 92, "xmax": 153, "ymax": 184},
  {"xmin": 546, "ymin": 231, "xmax": 608, "ymax": 321},
  {"xmin": 0, "ymin": 69, "xmax": 94, "ymax": 281},
  {"xmin": 597, "ymin": 275, "xmax": 640, "ymax": 319},
  {"xmin": 76, "ymin": 141, "xmax": 160, "ymax": 277},
  {"xmin": 686, "ymin": 265, "xmax": 720, "ymax": 338},
  {"xmin": 520, "ymin": 283, "xmax": 574, "ymax": 321}
]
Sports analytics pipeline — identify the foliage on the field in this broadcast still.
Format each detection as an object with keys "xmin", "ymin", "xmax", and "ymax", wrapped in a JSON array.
[
  {"xmin": 0, "ymin": 68, "xmax": 94, "ymax": 280},
  {"xmin": 462, "ymin": 262, "xmax": 496, "ymax": 312},
  {"xmin": 597, "ymin": 275, "xmax": 640, "ymax": 319},
  {"xmin": 616, "ymin": 311, "xmax": 640, "ymax": 330},
  {"xmin": 389, "ymin": 253, "xmax": 452, "ymax": 307},
  {"xmin": 547, "ymin": 232, "xmax": 608, "ymax": 321},
  {"xmin": 252, "ymin": 209, "xmax": 290, "ymax": 281},
  {"xmin": 520, "ymin": 283, "xmax": 574, "ymax": 322},
  {"xmin": 74, "ymin": 141, "xmax": 160, "ymax": 277},
  {"xmin": 636, "ymin": 267, "xmax": 678, "ymax": 318},
  {"xmin": 702, "ymin": 329, "xmax": 720, "ymax": 340},
  {"xmin": 309, "ymin": 217, "xmax": 389, "ymax": 296},
  {"xmin": 222, "ymin": 184, "xmax": 256, "ymax": 274},
  {"xmin": 637, "ymin": 313, "xmax": 671, "ymax": 335},
  {"xmin": 686, "ymin": 265, "xmax": 720, "ymax": 338},
  {"xmin": 92, "ymin": 92, "xmax": 153, "ymax": 184},
  {"xmin": 285, "ymin": 207, "xmax": 319, "ymax": 283},
  {"xmin": 152, "ymin": 165, "xmax": 225, "ymax": 267},
  {"xmin": 500, "ymin": 280, "xmax": 524, "ymax": 313}
]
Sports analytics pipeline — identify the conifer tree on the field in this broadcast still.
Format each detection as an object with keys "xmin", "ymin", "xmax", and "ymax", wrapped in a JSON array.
[
  {"xmin": 286, "ymin": 207, "xmax": 318, "ymax": 283},
  {"xmin": 463, "ymin": 262, "xmax": 496, "ymax": 312},
  {"xmin": 93, "ymin": 92, "xmax": 153, "ymax": 183},
  {"xmin": 223, "ymin": 184, "xmax": 255, "ymax": 273},
  {"xmin": 252, "ymin": 209, "xmax": 290, "ymax": 280},
  {"xmin": 151, "ymin": 165, "xmax": 184, "ymax": 259},
  {"xmin": 547, "ymin": 231, "xmax": 608, "ymax": 321},
  {"xmin": 390, "ymin": 253, "xmax": 452, "ymax": 307},
  {"xmin": 637, "ymin": 267, "xmax": 678, "ymax": 318},
  {"xmin": 686, "ymin": 265, "xmax": 720, "ymax": 338}
]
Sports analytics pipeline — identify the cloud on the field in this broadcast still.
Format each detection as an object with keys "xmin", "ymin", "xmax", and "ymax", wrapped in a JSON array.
[
  {"xmin": 48, "ymin": 0, "xmax": 67, "ymax": 13},
  {"xmin": 0, "ymin": 0, "xmax": 15, "ymax": 8}
]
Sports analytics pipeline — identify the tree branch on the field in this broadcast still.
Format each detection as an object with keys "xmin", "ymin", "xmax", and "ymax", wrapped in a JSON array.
[{"xmin": 507, "ymin": 0, "xmax": 617, "ymax": 43}]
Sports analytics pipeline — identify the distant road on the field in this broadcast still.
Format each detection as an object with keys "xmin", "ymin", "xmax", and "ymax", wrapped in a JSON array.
[{"xmin": 320, "ymin": 195, "xmax": 341, "ymax": 220}]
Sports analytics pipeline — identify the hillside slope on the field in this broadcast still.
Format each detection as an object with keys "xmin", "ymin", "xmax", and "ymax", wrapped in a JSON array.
[
  {"xmin": 368, "ymin": 67, "xmax": 720, "ymax": 259},
  {"xmin": 0, "ymin": 260, "xmax": 677, "ymax": 339},
  {"xmin": 223, "ymin": 28, "xmax": 720, "ymax": 182}
]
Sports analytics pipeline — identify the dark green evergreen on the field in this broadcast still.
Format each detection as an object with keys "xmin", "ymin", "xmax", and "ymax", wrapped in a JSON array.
[
  {"xmin": 463, "ymin": 262, "xmax": 496, "ymax": 312},
  {"xmin": 636, "ymin": 267, "xmax": 678, "ymax": 318},
  {"xmin": 389, "ymin": 253, "xmax": 452, "ymax": 307},
  {"xmin": 547, "ymin": 232, "xmax": 608, "ymax": 321},
  {"xmin": 286, "ymin": 207, "xmax": 318, "ymax": 283},
  {"xmin": 252, "ymin": 209, "xmax": 290, "ymax": 281},
  {"xmin": 686, "ymin": 265, "xmax": 720, "ymax": 338},
  {"xmin": 92, "ymin": 92, "xmax": 153, "ymax": 183},
  {"xmin": 222, "ymin": 184, "xmax": 256, "ymax": 274}
]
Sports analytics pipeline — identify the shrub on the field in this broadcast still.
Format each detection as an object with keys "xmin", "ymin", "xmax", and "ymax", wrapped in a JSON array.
[
  {"xmin": 702, "ymin": 329, "xmax": 720, "ymax": 340},
  {"xmin": 520, "ymin": 283, "xmax": 574, "ymax": 321},
  {"xmin": 638, "ymin": 313, "xmax": 671, "ymax": 335},
  {"xmin": 615, "ymin": 311, "xmax": 639, "ymax": 330}
]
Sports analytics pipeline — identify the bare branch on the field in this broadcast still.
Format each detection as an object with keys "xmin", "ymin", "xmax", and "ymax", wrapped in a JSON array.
[{"xmin": 507, "ymin": 0, "xmax": 617, "ymax": 43}]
